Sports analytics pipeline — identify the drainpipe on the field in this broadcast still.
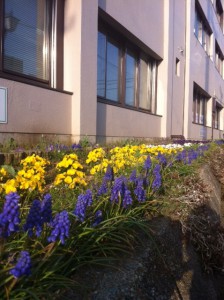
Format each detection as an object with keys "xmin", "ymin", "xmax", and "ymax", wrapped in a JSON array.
[
  {"xmin": 212, "ymin": 97, "xmax": 216, "ymax": 140},
  {"xmin": 182, "ymin": 0, "xmax": 187, "ymax": 138}
]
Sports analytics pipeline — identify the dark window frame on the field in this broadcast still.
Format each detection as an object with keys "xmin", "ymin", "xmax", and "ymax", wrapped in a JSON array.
[
  {"xmin": 194, "ymin": 1, "xmax": 212, "ymax": 55},
  {"xmin": 216, "ymin": 0, "xmax": 224, "ymax": 32},
  {"xmin": 0, "ymin": 0, "xmax": 64, "ymax": 90},
  {"xmin": 215, "ymin": 40, "xmax": 224, "ymax": 77},
  {"xmin": 193, "ymin": 84, "xmax": 209, "ymax": 125},
  {"xmin": 214, "ymin": 102, "xmax": 222, "ymax": 129},
  {"xmin": 97, "ymin": 11, "xmax": 160, "ymax": 115}
]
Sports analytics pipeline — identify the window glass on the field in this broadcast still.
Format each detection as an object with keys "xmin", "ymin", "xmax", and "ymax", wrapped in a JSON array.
[
  {"xmin": 97, "ymin": 26, "xmax": 157, "ymax": 113},
  {"xmin": 139, "ymin": 58, "xmax": 150, "ymax": 110},
  {"xmin": 97, "ymin": 32, "xmax": 106, "ymax": 97},
  {"xmin": 193, "ymin": 87, "xmax": 207, "ymax": 125},
  {"xmin": 106, "ymin": 40, "xmax": 119, "ymax": 102},
  {"xmin": 125, "ymin": 52, "xmax": 136, "ymax": 106},
  {"xmin": 3, "ymin": 0, "xmax": 50, "ymax": 81}
]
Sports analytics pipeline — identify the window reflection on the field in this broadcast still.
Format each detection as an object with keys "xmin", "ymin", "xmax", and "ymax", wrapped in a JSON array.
[
  {"xmin": 106, "ymin": 40, "xmax": 119, "ymax": 101},
  {"xmin": 125, "ymin": 52, "xmax": 136, "ymax": 106},
  {"xmin": 3, "ymin": 0, "xmax": 50, "ymax": 81}
]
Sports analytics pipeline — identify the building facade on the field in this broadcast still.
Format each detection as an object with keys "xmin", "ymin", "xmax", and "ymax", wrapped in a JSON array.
[{"xmin": 0, "ymin": 0, "xmax": 223, "ymax": 145}]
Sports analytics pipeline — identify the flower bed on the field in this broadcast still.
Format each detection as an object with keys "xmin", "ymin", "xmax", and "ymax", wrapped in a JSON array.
[{"xmin": 0, "ymin": 140, "xmax": 220, "ymax": 298}]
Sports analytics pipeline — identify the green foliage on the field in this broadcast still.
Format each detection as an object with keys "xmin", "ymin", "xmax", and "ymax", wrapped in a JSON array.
[{"xmin": 0, "ymin": 139, "xmax": 221, "ymax": 299}]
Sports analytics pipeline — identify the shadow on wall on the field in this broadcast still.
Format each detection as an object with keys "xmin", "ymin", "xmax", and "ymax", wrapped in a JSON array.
[
  {"xmin": 98, "ymin": 0, "xmax": 106, "ymax": 10},
  {"xmin": 96, "ymin": 103, "xmax": 107, "ymax": 144}
]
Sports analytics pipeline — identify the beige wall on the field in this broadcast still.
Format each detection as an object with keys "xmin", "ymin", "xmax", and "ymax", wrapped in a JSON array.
[
  {"xmin": 98, "ymin": 0, "xmax": 164, "ymax": 57},
  {"xmin": 1, "ymin": 0, "xmax": 224, "ymax": 146},
  {"xmin": 97, "ymin": 102, "xmax": 161, "ymax": 143},
  {"xmin": 160, "ymin": 0, "xmax": 186, "ymax": 138},
  {"xmin": 64, "ymin": 0, "xmax": 98, "ymax": 144},
  {"xmin": 0, "ymin": 78, "xmax": 71, "ymax": 145},
  {"xmin": 185, "ymin": 0, "xmax": 224, "ymax": 140}
]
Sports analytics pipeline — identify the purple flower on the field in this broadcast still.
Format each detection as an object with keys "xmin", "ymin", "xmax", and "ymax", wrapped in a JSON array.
[
  {"xmin": 152, "ymin": 164, "xmax": 162, "ymax": 191},
  {"xmin": 144, "ymin": 156, "xmax": 152, "ymax": 172},
  {"xmin": 73, "ymin": 189, "xmax": 93, "ymax": 222},
  {"xmin": 92, "ymin": 210, "xmax": 103, "ymax": 227},
  {"xmin": 176, "ymin": 150, "xmax": 187, "ymax": 164},
  {"xmin": 187, "ymin": 149, "xmax": 198, "ymax": 164},
  {"xmin": 134, "ymin": 177, "xmax": 146, "ymax": 202},
  {"xmin": 157, "ymin": 152, "xmax": 167, "ymax": 166},
  {"xmin": 129, "ymin": 170, "xmax": 137, "ymax": 183},
  {"xmin": 0, "ymin": 192, "xmax": 20, "ymax": 238},
  {"xmin": 9, "ymin": 251, "xmax": 31, "ymax": 278},
  {"xmin": 97, "ymin": 180, "xmax": 108, "ymax": 196},
  {"xmin": 123, "ymin": 189, "xmax": 133, "ymax": 208},
  {"xmin": 48, "ymin": 210, "xmax": 70, "ymax": 245},
  {"xmin": 110, "ymin": 176, "xmax": 126, "ymax": 203},
  {"xmin": 24, "ymin": 199, "xmax": 42, "ymax": 237},
  {"xmin": 104, "ymin": 165, "xmax": 114, "ymax": 182},
  {"xmin": 72, "ymin": 143, "xmax": 82, "ymax": 149},
  {"xmin": 41, "ymin": 193, "xmax": 52, "ymax": 223}
]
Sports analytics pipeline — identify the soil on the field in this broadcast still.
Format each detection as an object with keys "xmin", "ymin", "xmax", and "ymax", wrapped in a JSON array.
[{"xmin": 57, "ymin": 147, "xmax": 224, "ymax": 300}]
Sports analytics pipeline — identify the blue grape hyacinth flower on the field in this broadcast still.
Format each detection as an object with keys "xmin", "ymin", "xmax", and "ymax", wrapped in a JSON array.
[
  {"xmin": 0, "ymin": 192, "xmax": 20, "ymax": 238},
  {"xmin": 24, "ymin": 199, "xmax": 42, "ymax": 237},
  {"xmin": 9, "ymin": 251, "xmax": 31, "ymax": 278},
  {"xmin": 123, "ymin": 189, "xmax": 133, "ymax": 208},
  {"xmin": 73, "ymin": 189, "xmax": 93, "ymax": 222},
  {"xmin": 152, "ymin": 164, "xmax": 162, "ymax": 191},
  {"xmin": 157, "ymin": 152, "xmax": 167, "ymax": 166},
  {"xmin": 134, "ymin": 177, "xmax": 146, "ymax": 202},
  {"xmin": 48, "ymin": 210, "xmax": 70, "ymax": 245},
  {"xmin": 110, "ymin": 176, "xmax": 126, "ymax": 203},
  {"xmin": 92, "ymin": 210, "xmax": 103, "ymax": 227},
  {"xmin": 41, "ymin": 193, "xmax": 52, "ymax": 223},
  {"xmin": 129, "ymin": 169, "xmax": 137, "ymax": 184},
  {"xmin": 144, "ymin": 156, "xmax": 152, "ymax": 174}
]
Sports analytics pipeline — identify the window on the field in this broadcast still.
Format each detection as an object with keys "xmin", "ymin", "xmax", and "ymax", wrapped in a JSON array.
[
  {"xmin": 193, "ymin": 85, "xmax": 208, "ymax": 125},
  {"xmin": 175, "ymin": 58, "xmax": 180, "ymax": 76},
  {"xmin": 194, "ymin": 2, "xmax": 212, "ymax": 55},
  {"xmin": 214, "ymin": 102, "xmax": 222, "ymax": 129},
  {"xmin": 97, "ymin": 23, "xmax": 157, "ymax": 113},
  {"xmin": 216, "ymin": 0, "xmax": 223, "ymax": 31},
  {"xmin": 0, "ymin": 0, "xmax": 64, "ymax": 89},
  {"xmin": 215, "ymin": 41, "xmax": 224, "ymax": 77}
]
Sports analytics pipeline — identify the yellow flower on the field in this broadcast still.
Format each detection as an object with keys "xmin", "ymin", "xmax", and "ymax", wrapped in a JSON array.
[
  {"xmin": 4, "ymin": 179, "xmax": 17, "ymax": 194},
  {"xmin": 64, "ymin": 176, "xmax": 73, "ymax": 184}
]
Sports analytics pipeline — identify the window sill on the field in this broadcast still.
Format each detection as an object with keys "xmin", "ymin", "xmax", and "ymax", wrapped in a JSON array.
[
  {"xmin": 97, "ymin": 97, "xmax": 162, "ymax": 117},
  {"xmin": 0, "ymin": 73, "xmax": 73, "ymax": 95}
]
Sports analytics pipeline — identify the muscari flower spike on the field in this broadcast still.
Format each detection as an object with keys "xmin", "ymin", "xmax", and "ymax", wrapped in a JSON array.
[
  {"xmin": 144, "ymin": 156, "xmax": 152, "ymax": 173},
  {"xmin": 110, "ymin": 176, "xmax": 126, "ymax": 203},
  {"xmin": 129, "ymin": 169, "xmax": 137, "ymax": 183},
  {"xmin": 104, "ymin": 165, "xmax": 114, "ymax": 182},
  {"xmin": 92, "ymin": 210, "xmax": 103, "ymax": 227},
  {"xmin": 48, "ymin": 210, "xmax": 70, "ymax": 245},
  {"xmin": 152, "ymin": 164, "xmax": 162, "ymax": 191},
  {"xmin": 157, "ymin": 152, "xmax": 167, "ymax": 166},
  {"xmin": 0, "ymin": 192, "xmax": 20, "ymax": 238},
  {"xmin": 97, "ymin": 180, "xmax": 108, "ymax": 196},
  {"xmin": 9, "ymin": 251, "xmax": 31, "ymax": 278},
  {"xmin": 41, "ymin": 193, "xmax": 52, "ymax": 223},
  {"xmin": 24, "ymin": 199, "xmax": 42, "ymax": 237},
  {"xmin": 73, "ymin": 189, "xmax": 93, "ymax": 222},
  {"xmin": 134, "ymin": 177, "xmax": 146, "ymax": 202},
  {"xmin": 123, "ymin": 188, "xmax": 133, "ymax": 208}
]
